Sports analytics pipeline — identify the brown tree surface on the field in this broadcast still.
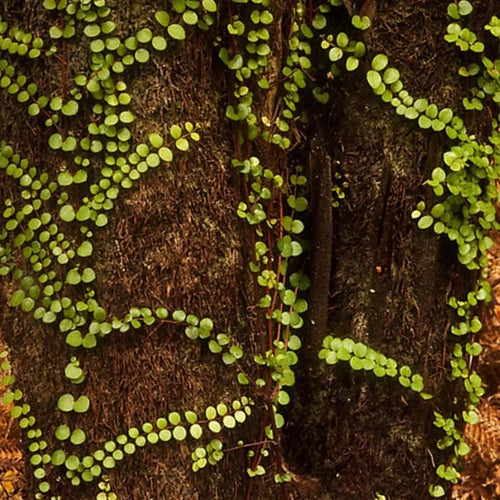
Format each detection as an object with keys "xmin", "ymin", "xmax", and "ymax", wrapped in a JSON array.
[{"xmin": 0, "ymin": 1, "xmax": 496, "ymax": 499}]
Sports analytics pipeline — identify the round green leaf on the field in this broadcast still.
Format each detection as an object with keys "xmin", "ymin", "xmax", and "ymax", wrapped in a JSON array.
[
  {"xmin": 366, "ymin": 70, "xmax": 382, "ymax": 89},
  {"xmin": 371, "ymin": 54, "xmax": 388, "ymax": 71},
  {"xmin": 154, "ymin": 10, "xmax": 171, "ymax": 27},
  {"xmin": 418, "ymin": 215, "xmax": 433, "ymax": 230},
  {"xmin": 458, "ymin": 0, "xmax": 473, "ymax": 16},
  {"xmin": 167, "ymin": 24, "xmax": 186, "ymax": 41},
  {"xmin": 49, "ymin": 133, "xmax": 63, "ymax": 150},
  {"xmin": 60, "ymin": 205, "xmax": 75, "ymax": 222},
  {"xmin": 135, "ymin": 48, "xmax": 150, "ymax": 63},
  {"xmin": 61, "ymin": 100, "xmax": 79, "ymax": 116},
  {"xmin": 82, "ymin": 268, "xmax": 96, "ymax": 283},
  {"xmin": 77, "ymin": 241, "xmax": 93, "ymax": 257},
  {"xmin": 173, "ymin": 426, "xmax": 187, "ymax": 440},
  {"xmin": 74, "ymin": 395, "xmax": 90, "ymax": 413},
  {"xmin": 10, "ymin": 290, "xmax": 25, "ymax": 307},
  {"xmin": 51, "ymin": 449, "xmax": 66, "ymax": 466},
  {"xmin": 189, "ymin": 424, "xmax": 203, "ymax": 439},
  {"xmin": 202, "ymin": 0, "xmax": 217, "ymax": 12},
  {"xmin": 55, "ymin": 424, "xmax": 70, "ymax": 441},
  {"xmin": 183, "ymin": 11, "xmax": 198, "ymax": 25},
  {"xmin": 119, "ymin": 111, "xmax": 135, "ymax": 124},
  {"xmin": 66, "ymin": 269, "xmax": 81, "ymax": 285},
  {"xmin": 152, "ymin": 36, "xmax": 167, "ymax": 51},
  {"xmin": 57, "ymin": 394, "xmax": 75, "ymax": 412},
  {"xmin": 382, "ymin": 68, "xmax": 400, "ymax": 85},
  {"xmin": 70, "ymin": 429, "xmax": 86, "ymax": 445},
  {"xmin": 136, "ymin": 28, "xmax": 152, "ymax": 43},
  {"xmin": 103, "ymin": 456, "xmax": 115, "ymax": 469}
]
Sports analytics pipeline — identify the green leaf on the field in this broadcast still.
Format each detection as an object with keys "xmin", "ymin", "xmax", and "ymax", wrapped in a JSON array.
[
  {"xmin": 82, "ymin": 333, "xmax": 97, "ymax": 349},
  {"xmin": 49, "ymin": 133, "xmax": 63, "ymax": 149},
  {"xmin": 458, "ymin": 0, "xmax": 473, "ymax": 16},
  {"xmin": 152, "ymin": 36, "xmax": 167, "ymax": 51},
  {"xmin": 65, "ymin": 362, "xmax": 83, "ymax": 380},
  {"xmin": 371, "ymin": 54, "xmax": 388, "ymax": 71},
  {"xmin": 76, "ymin": 206, "xmax": 91, "ymax": 221},
  {"xmin": 413, "ymin": 98, "xmax": 428, "ymax": 113},
  {"xmin": 61, "ymin": 100, "xmax": 79, "ymax": 116},
  {"xmin": 438, "ymin": 108, "xmax": 453, "ymax": 123},
  {"xmin": 222, "ymin": 352, "xmax": 236, "ymax": 365},
  {"xmin": 189, "ymin": 424, "xmax": 203, "ymax": 439},
  {"xmin": 222, "ymin": 415, "xmax": 236, "ymax": 428},
  {"xmin": 66, "ymin": 269, "xmax": 81, "ymax": 285},
  {"xmin": 136, "ymin": 28, "xmax": 153, "ymax": 43},
  {"xmin": 173, "ymin": 426, "xmax": 187, "ymax": 440},
  {"xmin": 49, "ymin": 26, "xmax": 62, "ymax": 39},
  {"xmin": 183, "ymin": 11, "xmax": 198, "ymax": 25},
  {"xmin": 288, "ymin": 335, "xmax": 302, "ymax": 350},
  {"xmin": 10, "ymin": 290, "xmax": 25, "ymax": 307},
  {"xmin": 95, "ymin": 214, "xmax": 108, "ymax": 227},
  {"xmin": 352, "ymin": 15, "xmax": 371, "ymax": 30},
  {"xmin": 134, "ymin": 48, "xmax": 149, "ymax": 63},
  {"xmin": 155, "ymin": 10, "xmax": 171, "ymax": 26},
  {"xmin": 429, "ymin": 484, "xmax": 445, "ymax": 497},
  {"xmin": 70, "ymin": 429, "xmax": 86, "ymax": 445},
  {"xmin": 418, "ymin": 115, "xmax": 432, "ymax": 129},
  {"xmin": 312, "ymin": 13, "xmax": 327, "ymax": 30},
  {"xmin": 208, "ymin": 420, "xmax": 221, "ymax": 433},
  {"xmin": 119, "ymin": 111, "xmax": 135, "ymax": 124},
  {"xmin": 366, "ymin": 70, "xmax": 382, "ymax": 89},
  {"xmin": 103, "ymin": 456, "xmax": 116, "ymax": 469},
  {"xmin": 58, "ymin": 172, "xmax": 73, "ymax": 186},
  {"xmin": 470, "ymin": 316, "xmax": 482, "ymax": 333},
  {"xmin": 82, "ymin": 268, "xmax": 96, "ymax": 283},
  {"xmin": 382, "ymin": 67, "xmax": 400, "ymax": 85},
  {"xmin": 418, "ymin": 215, "xmax": 433, "ymax": 229},
  {"xmin": 345, "ymin": 56, "xmax": 359, "ymax": 71},
  {"xmin": 51, "ymin": 449, "xmax": 66, "ymax": 466},
  {"xmin": 175, "ymin": 138, "xmax": 189, "ymax": 151},
  {"xmin": 172, "ymin": 310, "xmax": 186, "ymax": 322},
  {"xmin": 77, "ymin": 241, "xmax": 93, "ymax": 257},
  {"xmin": 66, "ymin": 331, "xmax": 83, "ymax": 347},
  {"xmin": 202, "ymin": 0, "xmax": 217, "ymax": 12},
  {"xmin": 149, "ymin": 133, "xmax": 163, "ymax": 148},
  {"xmin": 168, "ymin": 24, "xmax": 186, "ymax": 40},
  {"xmin": 57, "ymin": 394, "xmax": 74, "ymax": 412},
  {"xmin": 55, "ymin": 424, "xmax": 70, "ymax": 440},
  {"xmin": 159, "ymin": 147, "xmax": 173, "ymax": 162},
  {"xmin": 60, "ymin": 205, "xmax": 76, "ymax": 222},
  {"xmin": 281, "ymin": 289, "xmax": 296, "ymax": 306},
  {"xmin": 432, "ymin": 167, "xmax": 446, "ymax": 183},
  {"xmin": 456, "ymin": 440, "xmax": 470, "ymax": 456},
  {"xmin": 349, "ymin": 356, "xmax": 363, "ymax": 370},
  {"xmin": 21, "ymin": 297, "xmax": 35, "ymax": 312},
  {"xmin": 329, "ymin": 47, "xmax": 343, "ymax": 62},
  {"xmin": 74, "ymin": 396, "xmax": 90, "ymax": 413}
]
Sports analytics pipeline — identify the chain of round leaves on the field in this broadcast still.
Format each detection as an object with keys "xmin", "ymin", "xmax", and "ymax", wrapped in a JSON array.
[
  {"xmin": 220, "ymin": 0, "xmax": 317, "ymax": 484},
  {"xmin": 315, "ymin": 1, "xmax": 498, "ymax": 497},
  {"xmin": 1, "ymin": 0, "xmax": 498, "ymax": 498},
  {"xmin": 0, "ymin": 0, "xmax": 260, "ymax": 497}
]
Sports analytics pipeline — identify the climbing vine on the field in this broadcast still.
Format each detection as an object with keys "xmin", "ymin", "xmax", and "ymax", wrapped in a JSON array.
[
  {"xmin": 319, "ymin": 2, "xmax": 500, "ymax": 497},
  {"xmin": 0, "ymin": 0, "xmax": 498, "ymax": 498}
]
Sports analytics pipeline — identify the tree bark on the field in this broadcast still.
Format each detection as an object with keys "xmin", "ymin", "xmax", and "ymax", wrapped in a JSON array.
[{"xmin": 0, "ymin": 0, "xmax": 491, "ymax": 499}]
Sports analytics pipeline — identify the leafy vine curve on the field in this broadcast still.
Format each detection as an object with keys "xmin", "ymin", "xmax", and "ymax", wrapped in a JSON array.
[{"xmin": 0, "ymin": 0, "xmax": 498, "ymax": 498}]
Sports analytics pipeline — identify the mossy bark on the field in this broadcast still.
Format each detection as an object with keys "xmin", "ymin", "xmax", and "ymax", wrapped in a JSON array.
[{"xmin": 0, "ymin": 0, "xmax": 491, "ymax": 499}]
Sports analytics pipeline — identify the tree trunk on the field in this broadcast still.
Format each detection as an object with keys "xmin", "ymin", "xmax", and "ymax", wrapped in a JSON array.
[{"xmin": 0, "ymin": 0, "xmax": 494, "ymax": 499}]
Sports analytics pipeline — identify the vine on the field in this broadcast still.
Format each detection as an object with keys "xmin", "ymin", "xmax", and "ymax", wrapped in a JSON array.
[
  {"xmin": 0, "ymin": 0, "xmax": 498, "ymax": 498},
  {"xmin": 316, "ymin": 1, "xmax": 499, "ymax": 497}
]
